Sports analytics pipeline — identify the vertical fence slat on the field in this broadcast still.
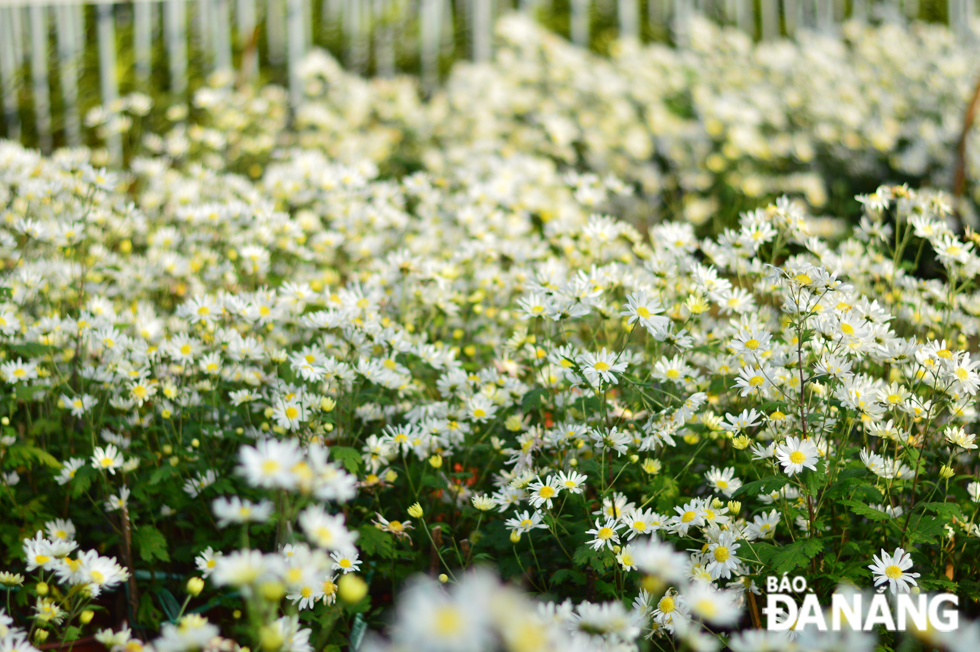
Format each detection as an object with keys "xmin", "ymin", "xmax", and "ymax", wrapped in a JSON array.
[
  {"xmin": 213, "ymin": 0, "xmax": 233, "ymax": 73},
  {"xmin": 761, "ymin": 0, "xmax": 779, "ymax": 39},
  {"xmin": 784, "ymin": 0, "xmax": 798, "ymax": 34},
  {"xmin": 96, "ymin": 3, "xmax": 122, "ymax": 163},
  {"xmin": 56, "ymin": 5, "xmax": 81, "ymax": 147},
  {"xmin": 237, "ymin": 0, "xmax": 258, "ymax": 78},
  {"xmin": 287, "ymin": 0, "xmax": 305, "ymax": 105},
  {"xmin": 421, "ymin": 0, "xmax": 441, "ymax": 91},
  {"xmin": 29, "ymin": 5, "xmax": 51, "ymax": 152},
  {"xmin": 267, "ymin": 0, "xmax": 286, "ymax": 66},
  {"xmin": 374, "ymin": 0, "xmax": 396, "ymax": 77},
  {"xmin": 470, "ymin": 0, "xmax": 490, "ymax": 62},
  {"xmin": 570, "ymin": 0, "xmax": 589, "ymax": 47},
  {"xmin": 0, "ymin": 8, "xmax": 21, "ymax": 142},
  {"xmin": 618, "ymin": 0, "xmax": 638, "ymax": 40},
  {"xmin": 134, "ymin": 0, "xmax": 153, "ymax": 86},
  {"xmin": 165, "ymin": 0, "xmax": 188, "ymax": 97}
]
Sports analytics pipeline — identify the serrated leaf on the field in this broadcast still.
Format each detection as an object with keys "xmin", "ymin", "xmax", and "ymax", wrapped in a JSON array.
[
  {"xmin": 770, "ymin": 538, "xmax": 823, "ymax": 574},
  {"xmin": 918, "ymin": 502, "xmax": 965, "ymax": 521},
  {"xmin": 330, "ymin": 446, "xmax": 361, "ymax": 474},
  {"xmin": 733, "ymin": 475, "xmax": 789, "ymax": 498},
  {"xmin": 134, "ymin": 525, "xmax": 170, "ymax": 563},
  {"xmin": 906, "ymin": 517, "xmax": 946, "ymax": 545},
  {"xmin": 356, "ymin": 525, "xmax": 393, "ymax": 559},
  {"xmin": 841, "ymin": 500, "xmax": 891, "ymax": 522},
  {"xmin": 7, "ymin": 445, "xmax": 61, "ymax": 469}
]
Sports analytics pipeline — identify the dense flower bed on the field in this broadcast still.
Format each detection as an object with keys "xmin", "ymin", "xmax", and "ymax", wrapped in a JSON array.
[{"xmin": 2, "ymin": 13, "xmax": 980, "ymax": 652}]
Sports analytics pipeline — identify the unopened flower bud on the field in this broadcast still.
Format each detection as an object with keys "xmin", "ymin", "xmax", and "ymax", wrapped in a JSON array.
[
  {"xmin": 510, "ymin": 530, "xmax": 521, "ymax": 544},
  {"xmin": 36, "ymin": 582, "xmax": 49, "ymax": 596},
  {"xmin": 429, "ymin": 455, "xmax": 443, "ymax": 469},
  {"xmin": 34, "ymin": 630, "xmax": 49, "ymax": 643},
  {"xmin": 259, "ymin": 581, "xmax": 286, "ymax": 602},
  {"xmin": 438, "ymin": 574, "xmax": 448, "ymax": 584},
  {"xmin": 728, "ymin": 501, "xmax": 742, "ymax": 515},
  {"xmin": 186, "ymin": 577, "xmax": 204, "ymax": 597},
  {"xmin": 407, "ymin": 503, "xmax": 423, "ymax": 519},
  {"xmin": 338, "ymin": 574, "xmax": 368, "ymax": 604},
  {"xmin": 79, "ymin": 610, "xmax": 94, "ymax": 625},
  {"xmin": 940, "ymin": 464, "xmax": 955, "ymax": 479},
  {"xmin": 711, "ymin": 498, "xmax": 725, "ymax": 510}
]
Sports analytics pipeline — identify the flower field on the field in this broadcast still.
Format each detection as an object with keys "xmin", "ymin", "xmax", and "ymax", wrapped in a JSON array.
[{"xmin": 3, "ymin": 13, "xmax": 980, "ymax": 652}]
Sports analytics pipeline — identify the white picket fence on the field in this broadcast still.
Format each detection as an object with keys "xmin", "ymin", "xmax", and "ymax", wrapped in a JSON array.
[{"xmin": 0, "ymin": 0, "xmax": 977, "ymax": 160}]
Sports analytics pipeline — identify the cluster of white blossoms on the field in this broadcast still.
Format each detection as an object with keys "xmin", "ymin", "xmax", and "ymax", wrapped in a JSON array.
[{"xmin": 3, "ymin": 13, "xmax": 980, "ymax": 652}]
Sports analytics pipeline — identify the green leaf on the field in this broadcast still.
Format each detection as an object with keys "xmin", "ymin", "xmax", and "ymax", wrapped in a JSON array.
[
  {"xmin": 551, "ymin": 568, "xmax": 586, "ymax": 586},
  {"xmin": 14, "ymin": 385, "xmax": 46, "ymax": 401},
  {"xmin": 148, "ymin": 465, "xmax": 179, "ymax": 485},
  {"xmin": 733, "ymin": 475, "xmax": 789, "ymax": 498},
  {"xmin": 71, "ymin": 464, "xmax": 97, "ymax": 498},
  {"xmin": 906, "ymin": 517, "xmax": 946, "ymax": 546},
  {"xmin": 330, "ymin": 446, "xmax": 362, "ymax": 474},
  {"xmin": 134, "ymin": 525, "xmax": 170, "ymax": 563},
  {"xmin": 824, "ymin": 468, "xmax": 870, "ymax": 499},
  {"xmin": 803, "ymin": 466, "xmax": 828, "ymax": 497},
  {"xmin": 6, "ymin": 445, "xmax": 61, "ymax": 469},
  {"xmin": 155, "ymin": 587, "xmax": 182, "ymax": 623},
  {"xmin": 521, "ymin": 388, "xmax": 548, "ymax": 411},
  {"xmin": 918, "ymin": 502, "xmax": 965, "ymax": 522},
  {"xmin": 356, "ymin": 525, "xmax": 393, "ymax": 559},
  {"xmin": 7, "ymin": 342, "xmax": 55, "ymax": 358},
  {"xmin": 770, "ymin": 538, "xmax": 823, "ymax": 574},
  {"xmin": 841, "ymin": 500, "xmax": 891, "ymax": 522}
]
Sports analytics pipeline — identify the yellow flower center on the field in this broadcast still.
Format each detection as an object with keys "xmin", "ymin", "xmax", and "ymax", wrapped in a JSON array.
[
  {"xmin": 284, "ymin": 406, "xmax": 299, "ymax": 420},
  {"xmin": 885, "ymin": 565, "xmax": 903, "ymax": 579},
  {"xmin": 433, "ymin": 606, "xmax": 464, "ymax": 636},
  {"xmin": 659, "ymin": 596, "xmax": 675, "ymax": 613},
  {"xmin": 713, "ymin": 546, "xmax": 730, "ymax": 563},
  {"xmin": 636, "ymin": 306, "xmax": 651, "ymax": 319},
  {"xmin": 597, "ymin": 527, "xmax": 614, "ymax": 540},
  {"xmin": 262, "ymin": 460, "xmax": 280, "ymax": 474},
  {"xmin": 593, "ymin": 361, "xmax": 610, "ymax": 372},
  {"xmin": 538, "ymin": 486, "xmax": 556, "ymax": 499},
  {"xmin": 744, "ymin": 339, "xmax": 759, "ymax": 350},
  {"xmin": 789, "ymin": 451, "xmax": 806, "ymax": 464},
  {"xmin": 681, "ymin": 511, "xmax": 696, "ymax": 523}
]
